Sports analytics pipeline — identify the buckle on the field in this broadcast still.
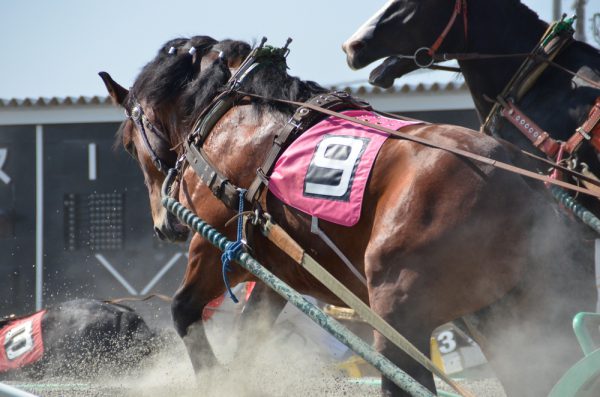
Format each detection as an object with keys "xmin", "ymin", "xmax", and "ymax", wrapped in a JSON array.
[
  {"xmin": 130, "ymin": 106, "xmax": 142, "ymax": 121},
  {"xmin": 576, "ymin": 127, "xmax": 592, "ymax": 141}
]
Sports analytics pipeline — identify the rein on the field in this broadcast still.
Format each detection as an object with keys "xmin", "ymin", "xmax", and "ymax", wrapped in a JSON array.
[
  {"xmin": 236, "ymin": 91, "xmax": 600, "ymax": 200},
  {"xmin": 395, "ymin": 10, "xmax": 600, "ymax": 173}
]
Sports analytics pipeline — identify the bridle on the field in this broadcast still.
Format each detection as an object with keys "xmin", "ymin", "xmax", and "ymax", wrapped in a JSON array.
[
  {"xmin": 126, "ymin": 96, "xmax": 175, "ymax": 175},
  {"xmin": 404, "ymin": 0, "xmax": 468, "ymax": 68},
  {"xmin": 391, "ymin": 0, "xmax": 600, "ymax": 91},
  {"xmin": 124, "ymin": 42, "xmax": 240, "ymax": 176}
]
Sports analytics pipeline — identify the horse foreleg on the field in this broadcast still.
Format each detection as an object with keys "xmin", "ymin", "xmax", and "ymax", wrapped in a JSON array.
[
  {"xmin": 236, "ymin": 281, "xmax": 287, "ymax": 358},
  {"xmin": 171, "ymin": 286, "xmax": 218, "ymax": 372},
  {"xmin": 171, "ymin": 235, "xmax": 246, "ymax": 375},
  {"xmin": 372, "ymin": 316, "xmax": 435, "ymax": 397},
  {"xmin": 366, "ymin": 255, "xmax": 436, "ymax": 396}
]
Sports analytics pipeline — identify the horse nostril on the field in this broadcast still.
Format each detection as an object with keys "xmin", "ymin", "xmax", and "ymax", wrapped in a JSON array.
[
  {"xmin": 347, "ymin": 40, "xmax": 365, "ymax": 55},
  {"xmin": 154, "ymin": 227, "xmax": 166, "ymax": 241}
]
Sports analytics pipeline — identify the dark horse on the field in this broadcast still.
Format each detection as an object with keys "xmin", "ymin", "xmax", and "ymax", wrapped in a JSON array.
[
  {"xmin": 343, "ymin": 0, "xmax": 600, "ymax": 212},
  {"xmin": 101, "ymin": 36, "xmax": 596, "ymax": 396},
  {"xmin": 0, "ymin": 299, "xmax": 156, "ymax": 379}
]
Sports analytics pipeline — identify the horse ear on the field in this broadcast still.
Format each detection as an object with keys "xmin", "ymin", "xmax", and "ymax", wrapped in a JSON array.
[{"xmin": 98, "ymin": 71, "xmax": 129, "ymax": 106}]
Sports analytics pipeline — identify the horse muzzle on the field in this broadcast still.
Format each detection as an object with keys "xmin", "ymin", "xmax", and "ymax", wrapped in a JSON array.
[
  {"xmin": 154, "ymin": 211, "xmax": 189, "ymax": 243},
  {"xmin": 343, "ymin": 39, "xmax": 372, "ymax": 70}
]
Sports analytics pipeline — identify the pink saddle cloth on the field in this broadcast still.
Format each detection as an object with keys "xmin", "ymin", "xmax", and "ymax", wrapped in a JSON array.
[{"xmin": 268, "ymin": 110, "xmax": 420, "ymax": 226}]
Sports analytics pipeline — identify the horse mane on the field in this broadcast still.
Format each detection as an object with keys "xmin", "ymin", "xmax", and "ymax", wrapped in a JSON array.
[
  {"xmin": 114, "ymin": 35, "xmax": 218, "ymax": 148},
  {"xmin": 131, "ymin": 35, "xmax": 219, "ymax": 108},
  {"xmin": 180, "ymin": 39, "xmax": 328, "ymax": 140},
  {"xmin": 123, "ymin": 37, "xmax": 328, "ymax": 148}
]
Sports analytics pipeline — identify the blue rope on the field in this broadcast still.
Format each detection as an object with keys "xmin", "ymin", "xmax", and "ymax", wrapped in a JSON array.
[{"xmin": 221, "ymin": 189, "xmax": 247, "ymax": 303}]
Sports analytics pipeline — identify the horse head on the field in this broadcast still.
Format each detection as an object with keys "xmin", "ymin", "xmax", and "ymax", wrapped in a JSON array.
[
  {"xmin": 100, "ymin": 36, "xmax": 256, "ymax": 243},
  {"xmin": 99, "ymin": 36, "xmax": 223, "ymax": 242},
  {"xmin": 343, "ymin": 0, "xmax": 467, "ymax": 88}
]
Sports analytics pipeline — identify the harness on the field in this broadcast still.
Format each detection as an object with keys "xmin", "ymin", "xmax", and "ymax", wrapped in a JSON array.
[
  {"xmin": 162, "ymin": 38, "xmax": 600, "ymax": 218},
  {"xmin": 183, "ymin": 42, "xmax": 372, "ymax": 212},
  {"xmin": 481, "ymin": 16, "xmax": 600, "ymax": 160},
  {"xmin": 406, "ymin": 5, "xmax": 600, "ymax": 166}
]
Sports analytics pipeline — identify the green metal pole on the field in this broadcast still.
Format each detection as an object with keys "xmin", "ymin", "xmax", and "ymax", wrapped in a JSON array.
[
  {"xmin": 549, "ymin": 186, "xmax": 600, "ymax": 235},
  {"xmin": 573, "ymin": 312, "xmax": 600, "ymax": 356},
  {"xmin": 162, "ymin": 196, "xmax": 435, "ymax": 397}
]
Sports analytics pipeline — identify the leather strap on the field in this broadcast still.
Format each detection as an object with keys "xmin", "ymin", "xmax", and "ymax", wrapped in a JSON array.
[
  {"xmin": 129, "ymin": 99, "xmax": 174, "ymax": 174},
  {"xmin": 185, "ymin": 91, "xmax": 371, "ymax": 210},
  {"xmin": 429, "ymin": 0, "xmax": 468, "ymax": 56},
  {"xmin": 564, "ymin": 98, "xmax": 600, "ymax": 154},
  {"xmin": 242, "ymin": 92, "xmax": 600, "ymax": 199},
  {"xmin": 483, "ymin": 19, "xmax": 574, "ymax": 136},
  {"xmin": 185, "ymin": 140, "xmax": 242, "ymax": 210},
  {"xmin": 499, "ymin": 99, "xmax": 560, "ymax": 158},
  {"xmin": 192, "ymin": 91, "xmax": 239, "ymax": 146},
  {"xmin": 245, "ymin": 91, "xmax": 371, "ymax": 203}
]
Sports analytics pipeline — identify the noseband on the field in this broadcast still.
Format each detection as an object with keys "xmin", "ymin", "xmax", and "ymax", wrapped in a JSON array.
[{"xmin": 126, "ymin": 98, "xmax": 174, "ymax": 175}]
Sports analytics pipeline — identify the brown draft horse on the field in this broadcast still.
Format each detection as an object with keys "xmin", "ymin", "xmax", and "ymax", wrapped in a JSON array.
[{"xmin": 100, "ymin": 36, "xmax": 596, "ymax": 397}]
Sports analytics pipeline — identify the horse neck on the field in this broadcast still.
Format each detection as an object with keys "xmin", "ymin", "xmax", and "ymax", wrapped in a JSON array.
[
  {"xmin": 457, "ymin": 0, "xmax": 548, "ymax": 120},
  {"xmin": 199, "ymin": 105, "xmax": 285, "ymax": 187}
]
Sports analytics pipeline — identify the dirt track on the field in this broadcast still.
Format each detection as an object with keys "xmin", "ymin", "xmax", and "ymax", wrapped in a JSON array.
[
  {"xmin": 2, "ymin": 299, "xmax": 507, "ymax": 396},
  {"xmin": 5, "ymin": 377, "xmax": 506, "ymax": 397}
]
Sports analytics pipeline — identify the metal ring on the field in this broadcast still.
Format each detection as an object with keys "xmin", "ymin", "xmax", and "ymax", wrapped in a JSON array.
[
  {"xmin": 414, "ymin": 47, "xmax": 435, "ymax": 68},
  {"xmin": 131, "ymin": 106, "xmax": 142, "ymax": 121}
]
